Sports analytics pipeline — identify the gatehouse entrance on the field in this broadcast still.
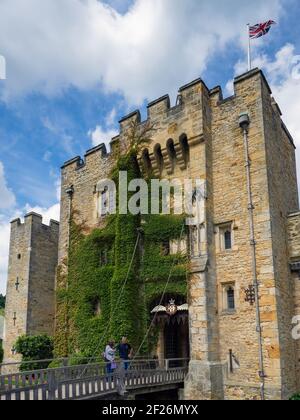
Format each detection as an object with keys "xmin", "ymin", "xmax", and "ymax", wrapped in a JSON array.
[{"xmin": 150, "ymin": 294, "xmax": 189, "ymax": 366}]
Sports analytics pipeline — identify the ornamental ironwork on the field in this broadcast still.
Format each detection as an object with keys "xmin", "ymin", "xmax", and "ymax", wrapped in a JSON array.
[{"xmin": 244, "ymin": 285, "xmax": 256, "ymax": 306}]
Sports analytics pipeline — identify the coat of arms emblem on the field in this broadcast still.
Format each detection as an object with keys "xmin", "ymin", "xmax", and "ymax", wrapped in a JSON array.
[{"xmin": 166, "ymin": 299, "xmax": 178, "ymax": 316}]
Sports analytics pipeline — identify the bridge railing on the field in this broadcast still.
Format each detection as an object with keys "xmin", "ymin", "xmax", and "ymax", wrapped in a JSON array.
[{"xmin": 0, "ymin": 358, "xmax": 189, "ymax": 400}]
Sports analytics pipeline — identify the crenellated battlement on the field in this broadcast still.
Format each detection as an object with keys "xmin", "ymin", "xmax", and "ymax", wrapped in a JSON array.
[
  {"xmin": 61, "ymin": 144, "xmax": 108, "ymax": 171},
  {"xmin": 10, "ymin": 212, "xmax": 59, "ymax": 232},
  {"xmin": 61, "ymin": 68, "xmax": 294, "ymax": 178}
]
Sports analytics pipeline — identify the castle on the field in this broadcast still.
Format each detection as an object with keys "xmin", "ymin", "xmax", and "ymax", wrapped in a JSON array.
[{"xmin": 3, "ymin": 68, "xmax": 300, "ymax": 400}]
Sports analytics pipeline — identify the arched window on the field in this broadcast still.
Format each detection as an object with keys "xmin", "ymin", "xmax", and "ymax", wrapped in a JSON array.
[
  {"xmin": 166, "ymin": 139, "xmax": 176, "ymax": 169},
  {"xmin": 218, "ymin": 223, "xmax": 233, "ymax": 252},
  {"xmin": 222, "ymin": 283, "xmax": 236, "ymax": 313},
  {"xmin": 142, "ymin": 149, "xmax": 152, "ymax": 174},
  {"xmin": 154, "ymin": 144, "xmax": 164, "ymax": 174},
  {"xmin": 179, "ymin": 134, "xmax": 190, "ymax": 165}
]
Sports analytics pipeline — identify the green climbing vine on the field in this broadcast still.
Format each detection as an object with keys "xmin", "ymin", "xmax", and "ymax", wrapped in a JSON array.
[{"xmin": 55, "ymin": 129, "xmax": 189, "ymax": 358}]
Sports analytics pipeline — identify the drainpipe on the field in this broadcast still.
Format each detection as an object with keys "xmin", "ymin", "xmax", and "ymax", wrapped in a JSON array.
[
  {"xmin": 65, "ymin": 186, "xmax": 74, "ymax": 259},
  {"xmin": 65, "ymin": 186, "xmax": 74, "ymax": 357},
  {"xmin": 239, "ymin": 113, "xmax": 265, "ymax": 400}
]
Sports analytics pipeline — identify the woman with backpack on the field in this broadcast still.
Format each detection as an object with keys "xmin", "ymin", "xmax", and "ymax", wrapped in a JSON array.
[{"xmin": 104, "ymin": 340, "xmax": 116, "ymax": 375}]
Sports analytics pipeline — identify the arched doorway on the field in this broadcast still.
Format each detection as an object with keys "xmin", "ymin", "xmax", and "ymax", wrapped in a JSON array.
[{"xmin": 150, "ymin": 294, "xmax": 189, "ymax": 366}]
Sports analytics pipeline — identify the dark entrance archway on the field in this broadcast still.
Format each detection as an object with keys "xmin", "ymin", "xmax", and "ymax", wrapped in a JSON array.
[
  {"xmin": 164, "ymin": 320, "xmax": 189, "ymax": 367},
  {"xmin": 150, "ymin": 294, "xmax": 189, "ymax": 366}
]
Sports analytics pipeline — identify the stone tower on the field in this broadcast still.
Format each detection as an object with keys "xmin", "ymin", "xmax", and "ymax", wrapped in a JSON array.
[
  {"xmin": 2, "ymin": 213, "xmax": 59, "ymax": 369},
  {"xmin": 56, "ymin": 68, "xmax": 300, "ymax": 400}
]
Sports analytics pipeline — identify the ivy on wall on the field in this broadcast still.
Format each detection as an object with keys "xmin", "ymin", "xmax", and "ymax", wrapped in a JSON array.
[{"xmin": 54, "ymin": 150, "xmax": 188, "ymax": 358}]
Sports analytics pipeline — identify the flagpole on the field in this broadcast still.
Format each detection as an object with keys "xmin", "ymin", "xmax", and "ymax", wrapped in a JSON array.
[{"xmin": 247, "ymin": 23, "xmax": 252, "ymax": 71}]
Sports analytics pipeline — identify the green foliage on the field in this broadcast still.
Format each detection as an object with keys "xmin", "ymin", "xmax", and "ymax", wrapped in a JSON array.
[
  {"xmin": 62, "ymin": 221, "xmax": 115, "ymax": 357},
  {"xmin": 15, "ymin": 335, "xmax": 54, "ymax": 371},
  {"xmin": 0, "ymin": 294, "xmax": 5, "ymax": 310},
  {"xmin": 68, "ymin": 354, "xmax": 90, "ymax": 366},
  {"xmin": 110, "ymin": 152, "xmax": 144, "ymax": 350},
  {"xmin": 290, "ymin": 394, "xmax": 300, "ymax": 400},
  {"xmin": 141, "ymin": 214, "xmax": 188, "ymax": 353},
  {"xmin": 54, "ymin": 149, "xmax": 188, "ymax": 358},
  {"xmin": 48, "ymin": 359, "xmax": 64, "ymax": 369}
]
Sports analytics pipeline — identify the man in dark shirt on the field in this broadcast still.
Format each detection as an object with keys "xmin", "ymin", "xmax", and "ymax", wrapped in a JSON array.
[{"xmin": 118, "ymin": 337, "xmax": 132, "ymax": 370}]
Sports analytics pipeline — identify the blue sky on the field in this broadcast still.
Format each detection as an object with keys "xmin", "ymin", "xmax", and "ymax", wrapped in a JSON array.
[{"xmin": 0, "ymin": 0, "xmax": 300, "ymax": 293}]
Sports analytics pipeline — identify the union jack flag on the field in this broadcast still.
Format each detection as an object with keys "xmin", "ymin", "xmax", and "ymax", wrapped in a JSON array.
[{"xmin": 249, "ymin": 20, "xmax": 276, "ymax": 39}]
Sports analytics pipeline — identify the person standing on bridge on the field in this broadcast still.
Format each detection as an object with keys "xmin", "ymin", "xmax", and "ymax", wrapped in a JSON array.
[
  {"xmin": 104, "ymin": 340, "xmax": 116, "ymax": 375},
  {"xmin": 117, "ymin": 337, "xmax": 133, "ymax": 371}
]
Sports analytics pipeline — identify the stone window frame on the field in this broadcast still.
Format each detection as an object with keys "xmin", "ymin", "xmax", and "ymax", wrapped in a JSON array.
[
  {"xmin": 170, "ymin": 237, "xmax": 188, "ymax": 256},
  {"xmin": 161, "ymin": 238, "xmax": 188, "ymax": 257},
  {"xmin": 216, "ymin": 222, "xmax": 235, "ymax": 253},
  {"xmin": 220, "ymin": 282, "xmax": 237, "ymax": 315}
]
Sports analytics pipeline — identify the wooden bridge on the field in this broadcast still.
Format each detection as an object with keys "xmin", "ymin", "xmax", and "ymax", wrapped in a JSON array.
[{"xmin": 0, "ymin": 359, "xmax": 189, "ymax": 401}]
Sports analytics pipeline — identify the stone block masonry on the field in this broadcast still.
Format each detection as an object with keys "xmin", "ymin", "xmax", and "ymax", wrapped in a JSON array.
[
  {"xmin": 57, "ymin": 68, "xmax": 300, "ymax": 399},
  {"xmin": 3, "ymin": 67, "xmax": 300, "ymax": 400},
  {"xmin": 2, "ymin": 213, "xmax": 59, "ymax": 371}
]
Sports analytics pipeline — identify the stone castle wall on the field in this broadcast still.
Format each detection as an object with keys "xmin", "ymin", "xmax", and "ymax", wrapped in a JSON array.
[
  {"xmin": 288, "ymin": 212, "xmax": 300, "ymax": 390},
  {"xmin": 262, "ymin": 79, "xmax": 299, "ymax": 398},
  {"xmin": 55, "ymin": 68, "xmax": 300, "ymax": 399},
  {"xmin": 3, "ymin": 213, "xmax": 59, "ymax": 369},
  {"xmin": 1, "ymin": 64, "xmax": 299, "ymax": 398}
]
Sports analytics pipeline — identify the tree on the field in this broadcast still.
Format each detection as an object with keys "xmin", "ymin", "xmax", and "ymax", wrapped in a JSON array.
[{"xmin": 15, "ymin": 335, "xmax": 54, "ymax": 371}]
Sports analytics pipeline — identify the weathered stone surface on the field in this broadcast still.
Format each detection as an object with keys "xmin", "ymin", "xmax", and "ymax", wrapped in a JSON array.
[
  {"xmin": 3, "ymin": 68, "xmax": 300, "ymax": 399},
  {"xmin": 58, "ymin": 69, "xmax": 300, "ymax": 400},
  {"xmin": 2, "ymin": 213, "xmax": 59, "ymax": 372}
]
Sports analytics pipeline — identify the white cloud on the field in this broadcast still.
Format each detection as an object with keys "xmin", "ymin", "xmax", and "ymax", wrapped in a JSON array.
[
  {"xmin": 0, "ymin": 0, "xmax": 282, "ymax": 104},
  {"xmin": 24, "ymin": 203, "xmax": 60, "ymax": 225},
  {"xmin": 88, "ymin": 107, "xmax": 119, "ymax": 150},
  {"xmin": 0, "ymin": 161, "xmax": 16, "ymax": 209},
  {"xmin": 0, "ymin": 202, "xmax": 60, "ymax": 295},
  {"xmin": 88, "ymin": 125, "xmax": 118, "ymax": 151}
]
